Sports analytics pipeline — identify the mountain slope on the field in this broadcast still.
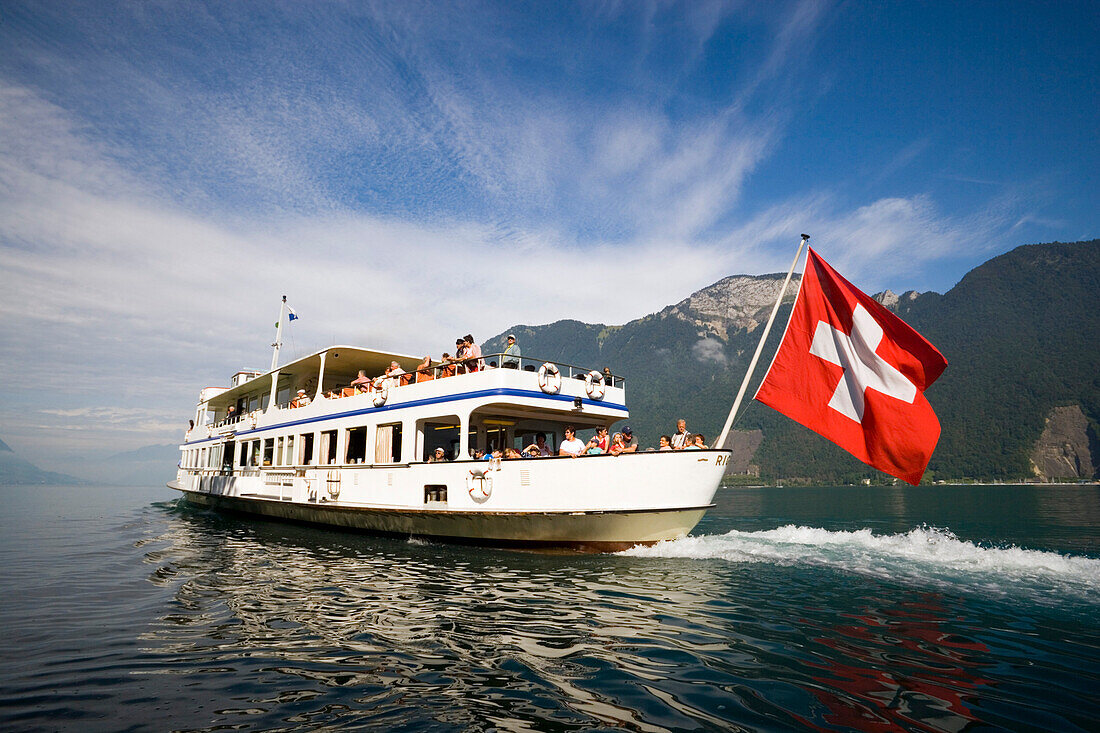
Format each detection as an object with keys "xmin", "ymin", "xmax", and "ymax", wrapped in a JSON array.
[
  {"xmin": 0, "ymin": 437, "xmax": 91, "ymax": 485},
  {"xmin": 486, "ymin": 240, "xmax": 1100, "ymax": 482}
]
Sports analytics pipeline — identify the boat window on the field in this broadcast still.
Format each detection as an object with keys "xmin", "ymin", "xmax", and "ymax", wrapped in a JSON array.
[
  {"xmin": 345, "ymin": 427, "xmax": 368, "ymax": 464},
  {"xmin": 201, "ymin": 447, "xmax": 207, "ymax": 467},
  {"xmin": 238, "ymin": 442, "xmax": 248, "ymax": 467},
  {"xmin": 263, "ymin": 439, "xmax": 274, "ymax": 466},
  {"xmin": 222, "ymin": 444, "xmax": 234, "ymax": 470},
  {"xmin": 284, "ymin": 435, "xmax": 295, "ymax": 466},
  {"xmin": 319, "ymin": 430, "xmax": 338, "ymax": 465},
  {"xmin": 419, "ymin": 420, "xmax": 459, "ymax": 462},
  {"xmin": 250, "ymin": 440, "xmax": 261, "ymax": 466},
  {"xmin": 375, "ymin": 423, "xmax": 402, "ymax": 464},
  {"xmin": 299, "ymin": 433, "xmax": 314, "ymax": 465}
]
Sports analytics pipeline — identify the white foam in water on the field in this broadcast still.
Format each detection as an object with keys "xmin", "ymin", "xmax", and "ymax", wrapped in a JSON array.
[{"xmin": 622, "ymin": 525, "xmax": 1100, "ymax": 601}]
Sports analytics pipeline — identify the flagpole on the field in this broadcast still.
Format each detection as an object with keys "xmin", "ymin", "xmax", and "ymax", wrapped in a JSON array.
[
  {"xmin": 716, "ymin": 234, "xmax": 809, "ymax": 449},
  {"xmin": 271, "ymin": 295, "xmax": 287, "ymax": 371}
]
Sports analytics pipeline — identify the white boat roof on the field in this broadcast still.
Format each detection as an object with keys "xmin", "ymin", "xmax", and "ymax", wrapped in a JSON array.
[{"xmin": 204, "ymin": 345, "xmax": 427, "ymax": 407}]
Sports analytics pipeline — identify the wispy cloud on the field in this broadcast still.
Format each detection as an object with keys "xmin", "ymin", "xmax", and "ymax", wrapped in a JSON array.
[{"xmin": 0, "ymin": 1, "xmax": 1052, "ymax": 470}]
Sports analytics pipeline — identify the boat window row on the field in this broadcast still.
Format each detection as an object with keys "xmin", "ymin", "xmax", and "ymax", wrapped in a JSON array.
[{"xmin": 182, "ymin": 413, "xmax": 615, "ymax": 471}]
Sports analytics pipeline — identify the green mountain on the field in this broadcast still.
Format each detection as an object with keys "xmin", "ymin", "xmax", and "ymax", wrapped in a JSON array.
[{"xmin": 486, "ymin": 240, "xmax": 1099, "ymax": 483}]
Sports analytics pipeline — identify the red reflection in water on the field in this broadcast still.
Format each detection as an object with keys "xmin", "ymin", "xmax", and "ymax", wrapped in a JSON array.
[{"xmin": 794, "ymin": 594, "xmax": 991, "ymax": 731}]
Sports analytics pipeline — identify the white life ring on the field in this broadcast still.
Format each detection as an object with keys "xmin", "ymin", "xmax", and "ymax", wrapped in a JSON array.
[
  {"xmin": 372, "ymin": 384, "xmax": 388, "ymax": 407},
  {"xmin": 538, "ymin": 362, "xmax": 562, "ymax": 394},
  {"xmin": 467, "ymin": 472, "xmax": 493, "ymax": 501},
  {"xmin": 585, "ymin": 370, "xmax": 605, "ymax": 400}
]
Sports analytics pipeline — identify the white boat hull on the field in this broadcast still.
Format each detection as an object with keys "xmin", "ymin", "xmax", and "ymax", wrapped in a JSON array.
[{"xmin": 169, "ymin": 450, "xmax": 729, "ymax": 551}]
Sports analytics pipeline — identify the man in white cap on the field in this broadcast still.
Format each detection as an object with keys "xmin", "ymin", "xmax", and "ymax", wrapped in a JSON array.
[
  {"xmin": 294, "ymin": 389, "xmax": 311, "ymax": 408},
  {"xmin": 503, "ymin": 333, "xmax": 522, "ymax": 368}
]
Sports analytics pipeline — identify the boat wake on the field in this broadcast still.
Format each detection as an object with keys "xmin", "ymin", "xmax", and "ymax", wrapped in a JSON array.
[{"xmin": 622, "ymin": 525, "xmax": 1100, "ymax": 602}]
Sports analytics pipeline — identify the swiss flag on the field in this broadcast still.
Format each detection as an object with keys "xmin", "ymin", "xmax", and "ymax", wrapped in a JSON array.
[{"xmin": 754, "ymin": 248, "xmax": 947, "ymax": 485}]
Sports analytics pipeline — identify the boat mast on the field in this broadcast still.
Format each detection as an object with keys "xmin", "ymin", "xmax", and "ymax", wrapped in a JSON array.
[
  {"xmin": 270, "ymin": 295, "xmax": 287, "ymax": 371},
  {"xmin": 716, "ymin": 234, "xmax": 809, "ymax": 449}
]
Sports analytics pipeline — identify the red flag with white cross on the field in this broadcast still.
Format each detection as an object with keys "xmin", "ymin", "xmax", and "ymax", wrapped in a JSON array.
[{"xmin": 754, "ymin": 248, "xmax": 948, "ymax": 485}]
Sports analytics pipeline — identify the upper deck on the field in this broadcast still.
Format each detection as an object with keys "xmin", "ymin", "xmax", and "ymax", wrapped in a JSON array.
[{"xmin": 184, "ymin": 346, "xmax": 626, "ymax": 447}]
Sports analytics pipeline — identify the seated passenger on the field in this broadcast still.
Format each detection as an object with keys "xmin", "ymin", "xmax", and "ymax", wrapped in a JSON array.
[
  {"xmin": 523, "ymin": 432, "xmax": 553, "ymax": 457},
  {"xmin": 293, "ymin": 389, "xmax": 311, "ymax": 408},
  {"xmin": 658, "ymin": 434, "xmax": 672, "ymax": 451},
  {"xmin": 428, "ymin": 447, "xmax": 448, "ymax": 463},
  {"xmin": 376, "ymin": 361, "xmax": 406, "ymax": 389},
  {"xmin": 559, "ymin": 426, "xmax": 585, "ymax": 457},
  {"xmin": 350, "ymin": 370, "xmax": 371, "ymax": 389},
  {"xmin": 504, "ymin": 447, "xmax": 523, "ymax": 459},
  {"xmin": 609, "ymin": 432, "xmax": 626, "ymax": 455},
  {"xmin": 693, "ymin": 434, "xmax": 708, "ymax": 449}
]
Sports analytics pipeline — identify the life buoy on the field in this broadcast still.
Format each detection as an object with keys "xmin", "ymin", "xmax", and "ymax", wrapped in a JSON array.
[
  {"xmin": 467, "ymin": 471, "xmax": 493, "ymax": 501},
  {"xmin": 372, "ymin": 384, "xmax": 388, "ymax": 407},
  {"xmin": 538, "ymin": 362, "xmax": 562, "ymax": 394},
  {"xmin": 585, "ymin": 370, "xmax": 605, "ymax": 400}
]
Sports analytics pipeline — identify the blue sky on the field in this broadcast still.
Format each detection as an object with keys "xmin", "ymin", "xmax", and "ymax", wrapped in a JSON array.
[{"xmin": 1, "ymin": 0, "xmax": 1096, "ymax": 472}]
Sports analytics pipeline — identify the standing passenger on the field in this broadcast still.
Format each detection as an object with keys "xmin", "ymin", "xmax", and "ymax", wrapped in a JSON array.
[
  {"xmin": 464, "ymin": 334, "xmax": 482, "ymax": 372},
  {"xmin": 503, "ymin": 334, "xmax": 522, "ymax": 368},
  {"xmin": 671, "ymin": 418, "xmax": 691, "ymax": 449}
]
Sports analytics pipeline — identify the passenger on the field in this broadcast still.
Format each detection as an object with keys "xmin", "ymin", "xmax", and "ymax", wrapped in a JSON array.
[
  {"xmin": 463, "ymin": 334, "xmax": 482, "ymax": 372},
  {"xmin": 671, "ymin": 418, "xmax": 691, "ymax": 449},
  {"xmin": 225, "ymin": 405, "xmax": 236, "ymax": 422},
  {"xmin": 658, "ymin": 435, "xmax": 672, "ymax": 451},
  {"xmin": 503, "ymin": 334, "xmax": 522, "ymax": 369},
  {"xmin": 620, "ymin": 426, "xmax": 639, "ymax": 453},
  {"xmin": 375, "ymin": 360, "xmax": 406, "ymax": 389},
  {"xmin": 293, "ymin": 389, "xmax": 311, "ymax": 408},
  {"xmin": 609, "ymin": 432, "xmax": 626, "ymax": 455},
  {"xmin": 602, "ymin": 366, "xmax": 613, "ymax": 386},
  {"xmin": 413, "ymin": 356, "xmax": 433, "ymax": 382},
  {"xmin": 439, "ymin": 352, "xmax": 457, "ymax": 378},
  {"xmin": 454, "ymin": 338, "xmax": 470, "ymax": 374},
  {"xmin": 504, "ymin": 447, "xmax": 523, "ymax": 459},
  {"xmin": 591, "ymin": 426, "xmax": 609, "ymax": 453},
  {"xmin": 693, "ymin": 434, "xmax": 708, "ymax": 449},
  {"xmin": 428, "ymin": 447, "xmax": 448, "ymax": 463},
  {"xmin": 350, "ymin": 369, "xmax": 371, "ymax": 389},
  {"xmin": 558, "ymin": 426, "xmax": 586, "ymax": 457},
  {"xmin": 523, "ymin": 432, "xmax": 553, "ymax": 457}
]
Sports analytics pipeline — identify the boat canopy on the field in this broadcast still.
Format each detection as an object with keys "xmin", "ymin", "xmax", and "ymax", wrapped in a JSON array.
[{"xmin": 201, "ymin": 345, "xmax": 426, "ymax": 410}]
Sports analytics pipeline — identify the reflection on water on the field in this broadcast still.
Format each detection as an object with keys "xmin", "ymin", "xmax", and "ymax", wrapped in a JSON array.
[
  {"xmin": 143, "ymin": 506, "xmax": 740, "ymax": 731},
  {"xmin": 2, "ymin": 485, "xmax": 1098, "ymax": 732}
]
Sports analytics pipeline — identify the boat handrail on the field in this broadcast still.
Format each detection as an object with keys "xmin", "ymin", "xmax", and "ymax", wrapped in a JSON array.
[{"xmin": 298, "ymin": 353, "xmax": 625, "ymax": 404}]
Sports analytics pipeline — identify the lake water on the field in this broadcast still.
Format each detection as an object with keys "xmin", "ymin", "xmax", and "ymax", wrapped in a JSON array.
[{"xmin": 1, "ymin": 484, "xmax": 1097, "ymax": 731}]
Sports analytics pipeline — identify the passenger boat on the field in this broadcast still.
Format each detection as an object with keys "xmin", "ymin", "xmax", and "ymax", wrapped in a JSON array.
[{"xmin": 169, "ymin": 339, "xmax": 732, "ymax": 550}]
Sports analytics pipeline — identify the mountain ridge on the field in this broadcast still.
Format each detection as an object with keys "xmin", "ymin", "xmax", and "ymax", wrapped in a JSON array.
[{"xmin": 486, "ymin": 239, "xmax": 1100, "ymax": 482}]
